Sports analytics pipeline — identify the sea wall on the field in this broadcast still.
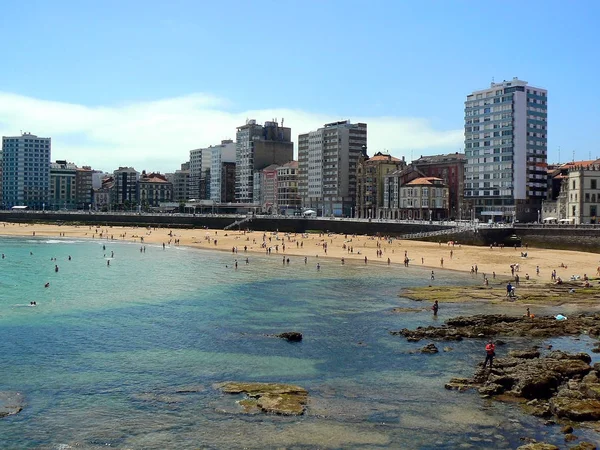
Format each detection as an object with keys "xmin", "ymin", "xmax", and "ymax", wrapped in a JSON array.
[
  {"xmin": 0, "ymin": 212, "xmax": 450, "ymax": 236},
  {"xmin": 514, "ymin": 225, "xmax": 600, "ymax": 252},
  {"xmin": 2, "ymin": 212, "xmax": 600, "ymax": 251}
]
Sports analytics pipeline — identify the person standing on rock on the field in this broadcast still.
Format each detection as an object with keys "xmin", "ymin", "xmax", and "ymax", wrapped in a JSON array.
[{"xmin": 483, "ymin": 340, "xmax": 496, "ymax": 369}]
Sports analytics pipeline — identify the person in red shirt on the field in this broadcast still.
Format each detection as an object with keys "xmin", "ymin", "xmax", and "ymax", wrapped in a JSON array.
[{"xmin": 483, "ymin": 340, "xmax": 496, "ymax": 369}]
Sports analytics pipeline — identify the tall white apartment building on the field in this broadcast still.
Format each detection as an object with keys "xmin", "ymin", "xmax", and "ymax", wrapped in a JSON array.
[
  {"xmin": 298, "ymin": 120, "xmax": 367, "ymax": 217},
  {"xmin": 189, "ymin": 148, "xmax": 203, "ymax": 200},
  {"xmin": 210, "ymin": 140, "xmax": 236, "ymax": 203},
  {"xmin": 2, "ymin": 132, "xmax": 51, "ymax": 209},
  {"xmin": 464, "ymin": 77, "xmax": 547, "ymax": 222},
  {"xmin": 235, "ymin": 119, "xmax": 293, "ymax": 203}
]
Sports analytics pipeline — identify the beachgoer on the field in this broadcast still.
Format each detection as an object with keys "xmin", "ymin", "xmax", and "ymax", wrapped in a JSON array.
[
  {"xmin": 431, "ymin": 271, "xmax": 435, "ymax": 280},
  {"xmin": 44, "ymin": 282, "xmax": 50, "ymax": 288},
  {"xmin": 316, "ymin": 263, "xmax": 320, "ymax": 270},
  {"xmin": 432, "ymin": 300, "xmax": 439, "ymax": 316},
  {"xmin": 483, "ymin": 340, "xmax": 496, "ymax": 369},
  {"xmin": 55, "ymin": 265, "xmax": 59, "ymax": 272}
]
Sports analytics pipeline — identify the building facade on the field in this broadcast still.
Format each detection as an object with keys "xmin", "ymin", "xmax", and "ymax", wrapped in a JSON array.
[
  {"xmin": 49, "ymin": 160, "xmax": 77, "ymax": 210},
  {"xmin": 413, "ymin": 152, "xmax": 466, "ymax": 220},
  {"xmin": 189, "ymin": 148, "xmax": 202, "ymax": 200},
  {"xmin": 254, "ymin": 164, "xmax": 279, "ymax": 213},
  {"xmin": 209, "ymin": 140, "xmax": 236, "ymax": 203},
  {"xmin": 235, "ymin": 120, "xmax": 293, "ymax": 203},
  {"xmin": 112, "ymin": 167, "xmax": 139, "ymax": 208},
  {"xmin": 75, "ymin": 167, "xmax": 94, "ymax": 210},
  {"xmin": 356, "ymin": 151, "xmax": 404, "ymax": 219},
  {"xmin": 1, "ymin": 132, "xmax": 51, "ymax": 209},
  {"xmin": 139, "ymin": 172, "xmax": 173, "ymax": 208},
  {"xmin": 464, "ymin": 78, "xmax": 547, "ymax": 222},
  {"xmin": 298, "ymin": 120, "xmax": 367, "ymax": 217},
  {"xmin": 167, "ymin": 162, "xmax": 191, "ymax": 203},
  {"xmin": 398, "ymin": 177, "xmax": 449, "ymax": 220},
  {"xmin": 380, "ymin": 165, "xmax": 425, "ymax": 219},
  {"xmin": 276, "ymin": 161, "xmax": 300, "ymax": 214}
]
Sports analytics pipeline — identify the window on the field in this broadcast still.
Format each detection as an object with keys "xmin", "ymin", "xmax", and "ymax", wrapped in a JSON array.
[{"xmin": 592, "ymin": 179, "xmax": 597, "ymax": 190}]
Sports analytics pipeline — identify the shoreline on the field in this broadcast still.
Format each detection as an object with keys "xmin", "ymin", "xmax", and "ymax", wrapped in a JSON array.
[{"xmin": 2, "ymin": 221, "xmax": 600, "ymax": 307}]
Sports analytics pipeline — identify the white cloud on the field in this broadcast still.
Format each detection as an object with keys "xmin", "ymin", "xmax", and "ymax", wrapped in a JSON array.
[{"xmin": 0, "ymin": 92, "xmax": 463, "ymax": 173}]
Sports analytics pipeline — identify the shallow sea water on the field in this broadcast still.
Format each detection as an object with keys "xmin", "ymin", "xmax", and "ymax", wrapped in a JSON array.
[{"xmin": 0, "ymin": 235, "xmax": 599, "ymax": 449}]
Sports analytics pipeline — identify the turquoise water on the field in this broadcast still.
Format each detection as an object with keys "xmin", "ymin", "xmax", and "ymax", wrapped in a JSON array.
[{"xmin": 1, "ymin": 236, "xmax": 599, "ymax": 449}]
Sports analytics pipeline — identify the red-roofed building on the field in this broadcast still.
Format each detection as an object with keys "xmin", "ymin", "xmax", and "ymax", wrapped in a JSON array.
[
  {"xmin": 396, "ymin": 176, "xmax": 449, "ymax": 220},
  {"xmin": 139, "ymin": 171, "xmax": 173, "ymax": 208}
]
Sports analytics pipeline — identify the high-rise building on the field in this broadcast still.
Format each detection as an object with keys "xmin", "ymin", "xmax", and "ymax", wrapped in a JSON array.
[
  {"xmin": 112, "ymin": 167, "xmax": 139, "ymax": 207},
  {"xmin": 189, "ymin": 148, "xmax": 203, "ymax": 200},
  {"xmin": 75, "ymin": 167, "xmax": 94, "ymax": 210},
  {"xmin": 1, "ymin": 132, "xmax": 51, "ymax": 209},
  {"xmin": 298, "ymin": 120, "xmax": 367, "ymax": 217},
  {"xmin": 464, "ymin": 78, "xmax": 547, "ymax": 222},
  {"xmin": 50, "ymin": 160, "xmax": 77, "ymax": 210},
  {"xmin": 235, "ymin": 120, "xmax": 293, "ymax": 203},
  {"xmin": 210, "ymin": 140, "xmax": 236, "ymax": 203}
]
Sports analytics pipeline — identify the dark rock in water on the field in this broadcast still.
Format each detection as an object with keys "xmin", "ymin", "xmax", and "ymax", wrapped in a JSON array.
[
  {"xmin": 0, "ymin": 392, "xmax": 25, "ymax": 418},
  {"xmin": 276, "ymin": 332, "xmax": 303, "ymax": 342},
  {"xmin": 420, "ymin": 343, "xmax": 439, "ymax": 354},
  {"xmin": 215, "ymin": 382, "xmax": 308, "ymax": 416},
  {"xmin": 561, "ymin": 424, "xmax": 574, "ymax": 433},
  {"xmin": 516, "ymin": 443, "xmax": 559, "ymax": 450}
]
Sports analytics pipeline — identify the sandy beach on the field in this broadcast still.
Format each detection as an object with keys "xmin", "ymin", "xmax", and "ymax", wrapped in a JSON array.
[{"xmin": 1, "ymin": 221, "xmax": 598, "ymax": 285}]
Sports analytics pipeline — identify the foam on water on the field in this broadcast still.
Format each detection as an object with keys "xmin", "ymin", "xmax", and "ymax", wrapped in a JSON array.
[{"xmin": 0, "ymin": 235, "xmax": 598, "ymax": 448}]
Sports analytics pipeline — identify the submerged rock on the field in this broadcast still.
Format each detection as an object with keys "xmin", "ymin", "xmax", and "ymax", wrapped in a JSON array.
[
  {"xmin": 215, "ymin": 381, "xmax": 308, "ymax": 416},
  {"xmin": 0, "ymin": 392, "xmax": 24, "ymax": 418}
]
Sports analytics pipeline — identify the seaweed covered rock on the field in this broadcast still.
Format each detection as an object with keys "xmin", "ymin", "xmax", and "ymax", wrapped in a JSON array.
[{"xmin": 215, "ymin": 382, "xmax": 308, "ymax": 416}]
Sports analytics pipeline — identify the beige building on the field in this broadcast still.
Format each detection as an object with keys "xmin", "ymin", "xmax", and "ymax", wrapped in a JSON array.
[
  {"xmin": 565, "ymin": 163, "xmax": 600, "ymax": 224},
  {"xmin": 276, "ymin": 161, "xmax": 300, "ymax": 214},
  {"xmin": 356, "ymin": 151, "xmax": 404, "ymax": 219},
  {"xmin": 397, "ymin": 177, "xmax": 449, "ymax": 220}
]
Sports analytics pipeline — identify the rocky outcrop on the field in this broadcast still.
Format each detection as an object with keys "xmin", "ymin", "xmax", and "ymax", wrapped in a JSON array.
[
  {"xmin": 444, "ymin": 350, "xmax": 600, "ymax": 424},
  {"xmin": 516, "ymin": 443, "xmax": 559, "ymax": 450},
  {"xmin": 391, "ymin": 313, "xmax": 600, "ymax": 341},
  {"xmin": 419, "ymin": 343, "xmax": 439, "ymax": 354},
  {"xmin": 276, "ymin": 331, "xmax": 303, "ymax": 342},
  {"xmin": 215, "ymin": 382, "xmax": 308, "ymax": 415}
]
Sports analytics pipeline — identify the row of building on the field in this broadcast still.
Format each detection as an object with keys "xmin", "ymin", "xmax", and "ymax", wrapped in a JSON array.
[{"xmin": 5, "ymin": 77, "xmax": 596, "ymax": 223}]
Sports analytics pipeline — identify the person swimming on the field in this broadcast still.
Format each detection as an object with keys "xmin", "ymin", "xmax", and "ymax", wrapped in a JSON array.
[{"xmin": 44, "ymin": 282, "xmax": 50, "ymax": 288}]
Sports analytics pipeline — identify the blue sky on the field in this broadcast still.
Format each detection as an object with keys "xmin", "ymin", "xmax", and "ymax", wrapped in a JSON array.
[{"xmin": 0, "ymin": 0, "xmax": 598, "ymax": 171}]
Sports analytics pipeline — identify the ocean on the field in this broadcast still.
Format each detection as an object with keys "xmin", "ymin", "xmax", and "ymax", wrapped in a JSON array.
[{"xmin": 0, "ymin": 235, "xmax": 598, "ymax": 449}]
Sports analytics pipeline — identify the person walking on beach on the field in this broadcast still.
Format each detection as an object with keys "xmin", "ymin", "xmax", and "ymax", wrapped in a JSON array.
[
  {"xmin": 432, "ymin": 300, "xmax": 439, "ymax": 316},
  {"xmin": 431, "ymin": 271, "xmax": 435, "ymax": 280},
  {"xmin": 483, "ymin": 340, "xmax": 496, "ymax": 369}
]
